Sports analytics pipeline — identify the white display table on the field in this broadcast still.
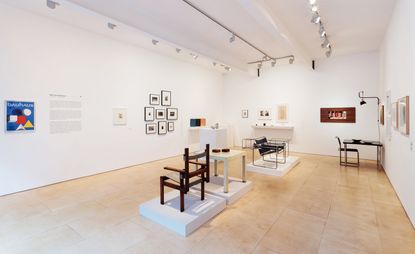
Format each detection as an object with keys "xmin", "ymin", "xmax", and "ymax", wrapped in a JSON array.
[{"xmin": 199, "ymin": 128, "xmax": 227, "ymax": 149}]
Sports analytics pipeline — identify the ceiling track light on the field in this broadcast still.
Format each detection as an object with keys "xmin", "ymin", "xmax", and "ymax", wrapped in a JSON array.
[
  {"xmin": 46, "ymin": 0, "xmax": 60, "ymax": 9},
  {"xmin": 224, "ymin": 66, "xmax": 231, "ymax": 71},
  {"xmin": 310, "ymin": 1, "xmax": 334, "ymax": 58},
  {"xmin": 190, "ymin": 53, "xmax": 198, "ymax": 59},
  {"xmin": 176, "ymin": 48, "xmax": 182, "ymax": 53},
  {"xmin": 311, "ymin": 4, "xmax": 318, "ymax": 12},
  {"xmin": 321, "ymin": 37, "xmax": 330, "ymax": 48},
  {"xmin": 229, "ymin": 33, "xmax": 235, "ymax": 43},
  {"xmin": 289, "ymin": 57, "xmax": 294, "ymax": 64},
  {"xmin": 319, "ymin": 24, "xmax": 326, "ymax": 37},
  {"xmin": 248, "ymin": 55, "xmax": 294, "ymax": 67},
  {"xmin": 309, "ymin": 0, "xmax": 317, "ymax": 5},
  {"xmin": 325, "ymin": 46, "xmax": 332, "ymax": 58},
  {"xmin": 311, "ymin": 12, "xmax": 321, "ymax": 24},
  {"xmin": 213, "ymin": 62, "xmax": 217, "ymax": 66},
  {"xmin": 271, "ymin": 60, "xmax": 276, "ymax": 67},
  {"xmin": 107, "ymin": 22, "xmax": 116, "ymax": 30},
  {"xmin": 151, "ymin": 39, "xmax": 159, "ymax": 45}
]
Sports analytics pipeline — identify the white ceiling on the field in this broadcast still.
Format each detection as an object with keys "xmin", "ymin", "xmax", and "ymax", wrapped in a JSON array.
[{"xmin": 7, "ymin": 0, "xmax": 397, "ymax": 71}]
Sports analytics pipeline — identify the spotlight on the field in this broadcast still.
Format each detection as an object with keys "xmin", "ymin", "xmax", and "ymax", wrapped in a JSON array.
[
  {"xmin": 325, "ymin": 47, "xmax": 332, "ymax": 58},
  {"xmin": 311, "ymin": 12, "xmax": 321, "ymax": 24},
  {"xmin": 107, "ymin": 22, "xmax": 116, "ymax": 30},
  {"xmin": 152, "ymin": 39, "xmax": 159, "ymax": 45},
  {"xmin": 321, "ymin": 37, "xmax": 330, "ymax": 48},
  {"xmin": 176, "ymin": 48, "xmax": 181, "ymax": 53},
  {"xmin": 225, "ymin": 66, "xmax": 231, "ymax": 71},
  {"xmin": 46, "ymin": 0, "xmax": 59, "ymax": 9},
  {"xmin": 360, "ymin": 99, "xmax": 367, "ymax": 106},
  {"xmin": 190, "ymin": 53, "xmax": 198, "ymax": 59},
  {"xmin": 289, "ymin": 57, "xmax": 294, "ymax": 64},
  {"xmin": 309, "ymin": 0, "xmax": 317, "ymax": 4},
  {"xmin": 271, "ymin": 60, "xmax": 276, "ymax": 67},
  {"xmin": 229, "ymin": 34, "xmax": 235, "ymax": 43},
  {"xmin": 213, "ymin": 62, "xmax": 217, "ymax": 66},
  {"xmin": 262, "ymin": 56, "xmax": 268, "ymax": 61},
  {"xmin": 311, "ymin": 5, "xmax": 318, "ymax": 12},
  {"xmin": 319, "ymin": 25, "xmax": 326, "ymax": 37}
]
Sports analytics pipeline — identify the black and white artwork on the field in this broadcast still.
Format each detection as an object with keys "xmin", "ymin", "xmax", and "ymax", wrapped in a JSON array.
[
  {"xmin": 241, "ymin": 109, "xmax": 248, "ymax": 118},
  {"xmin": 168, "ymin": 122, "xmax": 174, "ymax": 132},
  {"xmin": 149, "ymin": 94, "xmax": 160, "ymax": 105},
  {"xmin": 144, "ymin": 107, "xmax": 154, "ymax": 122},
  {"xmin": 146, "ymin": 123, "xmax": 157, "ymax": 134},
  {"xmin": 161, "ymin": 90, "xmax": 171, "ymax": 106},
  {"xmin": 158, "ymin": 121, "xmax": 167, "ymax": 135},
  {"xmin": 166, "ymin": 108, "xmax": 178, "ymax": 120},
  {"xmin": 156, "ymin": 109, "xmax": 165, "ymax": 120}
]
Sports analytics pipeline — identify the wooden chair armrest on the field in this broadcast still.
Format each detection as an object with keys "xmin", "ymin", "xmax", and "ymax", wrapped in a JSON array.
[
  {"xmin": 164, "ymin": 166, "xmax": 185, "ymax": 173},
  {"xmin": 188, "ymin": 161, "xmax": 206, "ymax": 166}
]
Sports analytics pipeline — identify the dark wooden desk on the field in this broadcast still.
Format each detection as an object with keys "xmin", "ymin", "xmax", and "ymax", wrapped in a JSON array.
[{"xmin": 343, "ymin": 140, "xmax": 383, "ymax": 168}]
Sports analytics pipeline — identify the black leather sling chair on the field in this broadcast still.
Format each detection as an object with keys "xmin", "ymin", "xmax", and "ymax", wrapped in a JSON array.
[{"xmin": 253, "ymin": 137, "xmax": 286, "ymax": 169}]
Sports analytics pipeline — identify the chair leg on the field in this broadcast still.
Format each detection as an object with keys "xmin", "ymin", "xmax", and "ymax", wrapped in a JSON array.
[
  {"xmin": 339, "ymin": 150, "xmax": 342, "ymax": 166},
  {"xmin": 180, "ymin": 190, "xmax": 184, "ymax": 212},
  {"xmin": 160, "ymin": 176, "xmax": 165, "ymax": 205},
  {"xmin": 201, "ymin": 175, "xmax": 205, "ymax": 201},
  {"xmin": 357, "ymin": 151, "xmax": 360, "ymax": 167}
]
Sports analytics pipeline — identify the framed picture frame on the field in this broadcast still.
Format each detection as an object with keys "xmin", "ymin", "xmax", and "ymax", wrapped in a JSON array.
[
  {"xmin": 277, "ymin": 104, "xmax": 289, "ymax": 122},
  {"xmin": 156, "ymin": 109, "xmax": 165, "ymax": 120},
  {"xmin": 161, "ymin": 90, "xmax": 171, "ymax": 106},
  {"xmin": 5, "ymin": 100, "xmax": 36, "ymax": 132},
  {"xmin": 113, "ymin": 108, "xmax": 127, "ymax": 125},
  {"xmin": 158, "ymin": 121, "xmax": 167, "ymax": 135},
  {"xmin": 320, "ymin": 107, "xmax": 356, "ymax": 123},
  {"xmin": 168, "ymin": 122, "xmax": 174, "ymax": 132},
  {"xmin": 166, "ymin": 108, "xmax": 178, "ymax": 120},
  {"xmin": 149, "ymin": 94, "xmax": 160, "ymax": 105},
  {"xmin": 257, "ymin": 108, "xmax": 272, "ymax": 120},
  {"xmin": 146, "ymin": 123, "xmax": 157, "ymax": 134},
  {"xmin": 379, "ymin": 105, "xmax": 385, "ymax": 125},
  {"xmin": 392, "ymin": 102, "xmax": 398, "ymax": 129},
  {"xmin": 241, "ymin": 109, "xmax": 248, "ymax": 118},
  {"xmin": 144, "ymin": 107, "xmax": 154, "ymax": 122},
  {"xmin": 398, "ymin": 96, "xmax": 409, "ymax": 135}
]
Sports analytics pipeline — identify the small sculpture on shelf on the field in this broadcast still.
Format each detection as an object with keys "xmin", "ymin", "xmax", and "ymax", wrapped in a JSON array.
[{"xmin": 160, "ymin": 144, "xmax": 210, "ymax": 212}]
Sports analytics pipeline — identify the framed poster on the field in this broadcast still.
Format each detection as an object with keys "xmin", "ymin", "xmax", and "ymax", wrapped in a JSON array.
[
  {"xmin": 158, "ymin": 121, "xmax": 167, "ymax": 135},
  {"xmin": 161, "ymin": 90, "xmax": 171, "ymax": 106},
  {"xmin": 392, "ymin": 102, "xmax": 398, "ymax": 129},
  {"xmin": 5, "ymin": 100, "xmax": 35, "ymax": 132},
  {"xmin": 156, "ymin": 109, "xmax": 165, "ymax": 120},
  {"xmin": 277, "ymin": 104, "xmax": 288, "ymax": 122},
  {"xmin": 320, "ymin": 107, "xmax": 356, "ymax": 123},
  {"xmin": 379, "ymin": 105, "xmax": 385, "ymax": 125},
  {"xmin": 113, "ymin": 108, "xmax": 127, "ymax": 125},
  {"xmin": 166, "ymin": 108, "xmax": 178, "ymax": 120},
  {"xmin": 146, "ymin": 123, "xmax": 157, "ymax": 134},
  {"xmin": 241, "ymin": 109, "xmax": 248, "ymax": 118},
  {"xmin": 144, "ymin": 107, "xmax": 154, "ymax": 122},
  {"xmin": 257, "ymin": 108, "xmax": 272, "ymax": 120},
  {"xmin": 398, "ymin": 96, "xmax": 409, "ymax": 135},
  {"xmin": 149, "ymin": 94, "xmax": 160, "ymax": 105},
  {"xmin": 168, "ymin": 122, "xmax": 174, "ymax": 132}
]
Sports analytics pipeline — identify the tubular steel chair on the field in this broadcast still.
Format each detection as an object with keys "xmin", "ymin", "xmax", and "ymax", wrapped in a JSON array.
[
  {"xmin": 336, "ymin": 136, "xmax": 359, "ymax": 167},
  {"xmin": 253, "ymin": 136, "xmax": 286, "ymax": 169},
  {"xmin": 160, "ymin": 144, "xmax": 210, "ymax": 212}
]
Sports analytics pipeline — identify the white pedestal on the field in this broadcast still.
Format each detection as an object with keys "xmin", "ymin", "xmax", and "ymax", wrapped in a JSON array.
[
  {"xmin": 192, "ymin": 175, "xmax": 252, "ymax": 205},
  {"xmin": 200, "ymin": 128, "xmax": 227, "ymax": 149},
  {"xmin": 139, "ymin": 190, "xmax": 226, "ymax": 237},
  {"xmin": 246, "ymin": 156, "xmax": 300, "ymax": 177}
]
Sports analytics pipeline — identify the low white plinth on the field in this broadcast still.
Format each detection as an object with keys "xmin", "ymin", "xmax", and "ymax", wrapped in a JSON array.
[
  {"xmin": 246, "ymin": 156, "xmax": 300, "ymax": 177},
  {"xmin": 139, "ymin": 190, "xmax": 226, "ymax": 237},
  {"xmin": 192, "ymin": 175, "xmax": 252, "ymax": 205}
]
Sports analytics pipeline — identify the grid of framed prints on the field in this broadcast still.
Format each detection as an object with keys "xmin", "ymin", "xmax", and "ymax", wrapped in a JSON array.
[{"xmin": 144, "ymin": 90, "xmax": 178, "ymax": 135}]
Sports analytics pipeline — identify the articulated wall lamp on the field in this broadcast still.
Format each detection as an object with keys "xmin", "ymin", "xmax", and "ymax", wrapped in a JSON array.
[{"xmin": 358, "ymin": 91, "xmax": 380, "ymax": 106}]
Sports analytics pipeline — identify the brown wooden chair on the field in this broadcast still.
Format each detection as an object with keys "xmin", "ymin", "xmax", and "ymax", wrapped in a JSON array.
[{"xmin": 160, "ymin": 144, "xmax": 210, "ymax": 212}]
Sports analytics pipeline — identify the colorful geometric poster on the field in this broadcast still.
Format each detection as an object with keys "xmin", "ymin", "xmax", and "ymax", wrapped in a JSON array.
[{"xmin": 5, "ymin": 100, "xmax": 35, "ymax": 132}]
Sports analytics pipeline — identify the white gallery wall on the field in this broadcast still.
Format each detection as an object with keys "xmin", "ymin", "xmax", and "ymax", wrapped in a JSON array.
[
  {"xmin": 223, "ymin": 52, "xmax": 380, "ymax": 160},
  {"xmin": 379, "ymin": 0, "xmax": 415, "ymax": 226},
  {"xmin": 0, "ymin": 3, "xmax": 224, "ymax": 196}
]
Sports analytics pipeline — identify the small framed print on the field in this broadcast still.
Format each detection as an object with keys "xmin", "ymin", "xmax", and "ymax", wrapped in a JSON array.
[
  {"xmin": 398, "ymin": 96, "xmax": 409, "ymax": 135},
  {"xmin": 113, "ymin": 108, "xmax": 127, "ymax": 125},
  {"xmin": 158, "ymin": 121, "xmax": 167, "ymax": 135},
  {"xmin": 161, "ymin": 90, "xmax": 171, "ymax": 106},
  {"xmin": 392, "ymin": 102, "xmax": 398, "ymax": 129},
  {"xmin": 168, "ymin": 122, "xmax": 174, "ymax": 132},
  {"xmin": 277, "ymin": 104, "xmax": 289, "ymax": 122},
  {"xmin": 166, "ymin": 108, "xmax": 178, "ymax": 120},
  {"xmin": 241, "ymin": 109, "xmax": 248, "ymax": 118},
  {"xmin": 149, "ymin": 94, "xmax": 160, "ymax": 105},
  {"xmin": 146, "ymin": 123, "xmax": 157, "ymax": 134},
  {"xmin": 257, "ymin": 108, "xmax": 272, "ymax": 120},
  {"xmin": 144, "ymin": 107, "xmax": 154, "ymax": 122},
  {"xmin": 156, "ymin": 109, "xmax": 165, "ymax": 119}
]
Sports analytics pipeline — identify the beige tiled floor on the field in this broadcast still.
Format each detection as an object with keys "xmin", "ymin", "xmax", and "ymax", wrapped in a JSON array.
[{"xmin": 1, "ymin": 150, "xmax": 414, "ymax": 254}]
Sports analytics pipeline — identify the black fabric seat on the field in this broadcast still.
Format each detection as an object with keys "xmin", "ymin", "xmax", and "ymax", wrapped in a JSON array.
[{"xmin": 336, "ymin": 136, "xmax": 359, "ymax": 167}]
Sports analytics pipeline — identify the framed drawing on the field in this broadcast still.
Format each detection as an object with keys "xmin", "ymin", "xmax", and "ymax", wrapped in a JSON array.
[
  {"xmin": 144, "ymin": 107, "xmax": 154, "ymax": 122},
  {"xmin": 146, "ymin": 123, "xmax": 157, "ymax": 134},
  {"xmin": 392, "ymin": 102, "xmax": 398, "ymax": 129},
  {"xmin": 166, "ymin": 108, "xmax": 178, "ymax": 120},
  {"xmin": 161, "ymin": 90, "xmax": 171, "ymax": 106},
  {"xmin": 168, "ymin": 122, "xmax": 174, "ymax": 132},
  {"xmin": 277, "ymin": 104, "xmax": 288, "ymax": 122},
  {"xmin": 241, "ymin": 109, "xmax": 248, "ymax": 118},
  {"xmin": 158, "ymin": 121, "xmax": 167, "ymax": 135},
  {"xmin": 379, "ymin": 105, "xmax": 385, "ymax": 125},
  {"xmin": 257, "ymin": 108, "xmax": 272, "ymax": 120},
  {"xmin": 156, "ymin": 109, "xmax": 165, "ymax": 120},
  {"xmin": 149, "ymin": 94, "xmax": 160, "ymax": 105},
  {"xmin": 320, "ymin": 107, "xmax": 356, "ymax": 123},
  {"xmin": 5, "ymin": 100, "xmax": 35, "ymax": 132},
  {"xmin": 398, "ymin": 96, "xmax": 409, "ymax": 135},
  {"xmin": 113, "ymin": 108, "xmax": 127, "ymax": 125}
]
